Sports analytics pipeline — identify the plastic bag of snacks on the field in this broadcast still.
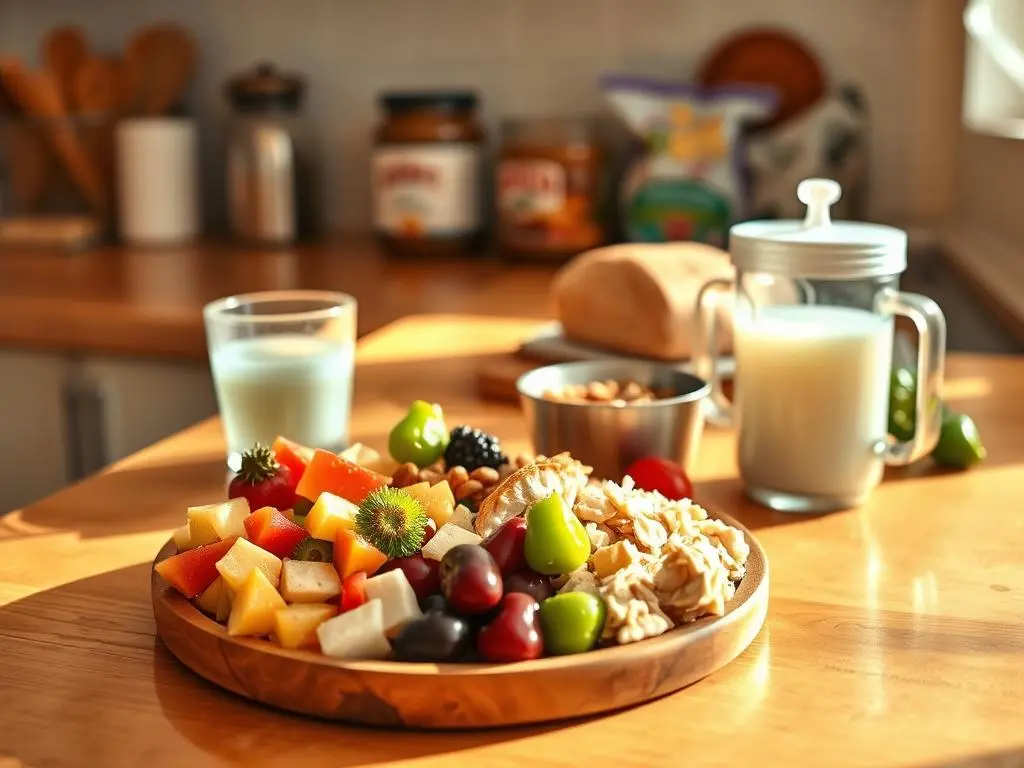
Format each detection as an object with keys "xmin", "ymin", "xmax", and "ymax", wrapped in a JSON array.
[{"xmin": 602, "ymin": 75, "xmax": 776, "ymax": 246}]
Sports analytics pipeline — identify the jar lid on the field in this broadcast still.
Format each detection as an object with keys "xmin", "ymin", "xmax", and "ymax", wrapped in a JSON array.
[
  {"xmin": 729, "ymin": 179, "xmax": 907, "ymax": 279},
  {"xmin": 380, "ymin": 90, "xmax": 478, "ymax": 114},
  {"xmin": 226, "ymin": 63, "xmax": 305, "ymax": 113}
]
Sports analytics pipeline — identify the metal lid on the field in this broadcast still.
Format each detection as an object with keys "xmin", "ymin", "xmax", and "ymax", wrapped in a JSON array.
[
  {"xmin": 226, "ymin": 63, "xmax": 305, "ymax": 113},
  {"xmin": 729, "ymin": 179, "xmax": 907, "ymax": 279},
  {"xmin": 380, "ymin": 90, "xmax": 478, "ymax": 114}
]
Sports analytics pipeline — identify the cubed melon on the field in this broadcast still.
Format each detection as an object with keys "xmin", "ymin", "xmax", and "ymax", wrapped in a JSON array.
[
  {"xmin": 316, "ymin": 599, "xmax": 392, "ymax": 660},
  {"xmin": 296, "ymin": 449, "xmax": 388, "ymax": 506},
  {"xmin": 273, "ymin": 603, "xmax": 338, "ymax": 649},
  {"xmin": 216, "ymin": 582, "xmax": 234, "ymax": 622},
  {"xmin": 155, "ymin": 536, "xmax": 238, "ymax": 598},
  {"xmin": 280, "ymin": 560, "xmax": 342, "ymax": 603},
  {"xmin": 403, "ymin": 481, "xmax": 456, "ymax": 528},
  {"xmin": 363, "ymin": 568, "xmax": 423, "ymax": 638},
  {"xmin": 172, "ymin": 524, "xmax": 193, "ymax": 552},
  {"xmin": 421, "ymin": 523, "xmax": 482, "ymax": 561},
  {"xmin": 304, "ymin": 491, "xmax": 358, "ymax": 541},
  {"xmin": 227, "ymin": 568, "xmax": 287, "ymax": 637},
  {"xmin": 244, "ymin": 506, "xmax": 309, "ymax": 558},
  {"xmin": 334, "ymin": 528, "xmax": 388, "ymax": 579},
  {"xmin": 194, "ymin": 576, "xmax": 225, "ymax": 615},
  {"xmin": 187, "ymin": 498, "xmax": 250, "ymax": 546},
  {"xmin": 215, "ymin": 538, "xmax": 283, "ymax": 592}
]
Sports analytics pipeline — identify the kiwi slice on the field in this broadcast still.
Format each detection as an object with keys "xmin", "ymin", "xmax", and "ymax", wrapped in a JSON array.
[
  {"xmin": 355, "ymin": 487, "xmax": 428, "ymax": 558},
  {"xmin": 292, "ymin": 537, "xmax": 333, "ymax": 562}
]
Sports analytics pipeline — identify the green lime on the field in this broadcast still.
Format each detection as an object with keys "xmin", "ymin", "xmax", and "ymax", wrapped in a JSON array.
[
  {"xmin": 538, "ymin": 591, "xmax": 606, "ymax": 655},
  {"xmin": 888, "ymin": 368, "xmax": 917, "ymax": 441},
  {"xmin": 932, "ymin": 412, "xmax": 987, "ymax": 469}
]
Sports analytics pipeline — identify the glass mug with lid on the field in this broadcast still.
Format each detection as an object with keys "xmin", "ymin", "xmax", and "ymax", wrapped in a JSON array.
[{"xmin": 693, "ymin": 179, "xmax": 946, "ymax": 512}]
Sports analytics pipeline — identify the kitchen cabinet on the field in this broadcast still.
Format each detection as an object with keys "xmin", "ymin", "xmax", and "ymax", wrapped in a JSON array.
[{"xmin": 0, "ymin": 350, "xmax": 72, "ymax": 512}]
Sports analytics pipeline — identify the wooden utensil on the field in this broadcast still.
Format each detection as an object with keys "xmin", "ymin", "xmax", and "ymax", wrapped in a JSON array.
[
  {"xmin": 152, "ymin": 520, "xmax": 768, "ymax": 728},
  {"xmin": 3, "ymin": 119, "xmax": 54, "ymax": 212},
  {"xmin": 125, "ymin": 24, "xmax": 196, "ymax": 116},
  {"xmin": 73, "ymin": 57, "xmax": 123, "ymax": 114},
  {"xmin": 42, "ymin": 25, "xmax": 89, "ymax": 109},
  {"xmin": 0, "ymin": 57, "xmax": 107, "ymax": 215}
]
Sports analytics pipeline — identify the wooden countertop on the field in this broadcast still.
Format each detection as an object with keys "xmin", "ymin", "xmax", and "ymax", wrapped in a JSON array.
[
  {"xmin": 0, "ymin": 239, "xmax": 556, "ymax": 359},
  {"xmin": 1, "ymin": 313, "xmax": 1022, "ymax": 767}
]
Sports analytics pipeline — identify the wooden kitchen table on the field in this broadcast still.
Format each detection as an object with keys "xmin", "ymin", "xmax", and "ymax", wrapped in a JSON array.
[{"xmin": 1, "ymin": 314, "xmax": 1022, "ymax": 768}]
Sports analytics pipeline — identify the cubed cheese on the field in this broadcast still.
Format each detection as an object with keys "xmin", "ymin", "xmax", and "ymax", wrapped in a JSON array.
[
  {"xmin": 421, "ymin": 522, "xmax": 482, "ymax": 561},
  {"xmin": 304, "ymin": 491, "xmax": 359, "ymax": 541},
  {"xmin": 280, "ymin": 560, "xmax": 342, "ymax": 603},
  {"xmin": 187, "ymin": 498, "xmax": 250, "ymax": 546},
  {"xmin": 590, "ymin": 540, "xmax": 640, "ymax": 579},
  {"xmin": 273, "ymin": 603, "xmax": 338, "ymax": 650},
  {"xmin": 215, "ymin": 538, "xmax": 283, "ymax": 591},
  {"xmin": 316, "ymin": 599, "xmax": 392, "ymax": 660},
  {"xmin": 363, "ymin": 568, "xmax": 423, "ymax": 638}
]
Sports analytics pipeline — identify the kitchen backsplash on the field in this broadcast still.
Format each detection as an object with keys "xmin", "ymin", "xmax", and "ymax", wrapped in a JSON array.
[{"xmin": 1, "ymin": 0, "xmax": 927, "ymax": 234}]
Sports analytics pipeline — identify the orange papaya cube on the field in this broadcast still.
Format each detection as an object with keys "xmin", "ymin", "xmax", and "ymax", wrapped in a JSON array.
[
  {"xmin": 272, "ymin": 436, "xmax": 315, "ymax": 483},
  {"xmin": 334, "ymin": 528, "xmax": 388, "ymax": 580},
  {"xmin": 155, "ymin": 536, "xmax": 238, "ymax": 598},
  {"xmin": 295, "ymin": 449, "xmax": 388, "ymax": 506},
  {"xmin": 243, "ymin": 506, "xmax": 309, "ymax": 559}
]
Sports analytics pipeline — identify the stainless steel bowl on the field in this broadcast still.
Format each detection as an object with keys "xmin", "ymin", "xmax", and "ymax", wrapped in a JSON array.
[{"xmin": 516, "ymin": 360, "xmax": 710, "ymax": 480}]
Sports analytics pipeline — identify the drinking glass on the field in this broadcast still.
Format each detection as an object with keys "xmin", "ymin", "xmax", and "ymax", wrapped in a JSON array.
[{"xmin": 204, "ymin": 290, "xmax": 357, "ymax": 457}]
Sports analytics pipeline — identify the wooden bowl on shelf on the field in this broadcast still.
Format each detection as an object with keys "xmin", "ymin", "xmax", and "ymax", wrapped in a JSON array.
[{"xmin": 151, "ymin": 511, "xmax": 768, "ymax": 729}]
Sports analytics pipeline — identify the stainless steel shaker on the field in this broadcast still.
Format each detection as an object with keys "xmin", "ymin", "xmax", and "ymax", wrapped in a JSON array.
[{"xmin": 224, "ymin": 63, "xmax": 306, "ymax": 245}]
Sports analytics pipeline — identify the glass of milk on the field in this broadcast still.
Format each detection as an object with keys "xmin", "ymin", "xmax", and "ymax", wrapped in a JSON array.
[
  {"xmin": 204, "ymin": 290, "xmax": 357, "ymax": 457},
  {"xmin": 692, "ymin": 179, "xmax": 946, "ymax": 512}
]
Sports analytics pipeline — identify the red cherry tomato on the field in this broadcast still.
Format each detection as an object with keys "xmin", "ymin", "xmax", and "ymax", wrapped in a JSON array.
[{"xmin": 623, "ymin": 457, "xmax": 693, "ymax": 500}]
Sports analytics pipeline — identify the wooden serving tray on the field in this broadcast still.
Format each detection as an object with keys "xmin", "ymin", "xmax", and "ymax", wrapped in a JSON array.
[{"xmin": 151, "ymin": 512, "xmax": 768, "ymax": 729}]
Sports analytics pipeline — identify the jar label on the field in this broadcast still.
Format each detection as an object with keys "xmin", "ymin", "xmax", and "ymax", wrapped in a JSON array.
[
  {"xmin": 372, "ymin": 144, "xmax": 481, "ymax": 237},
  {"xmin": 497, "ymin": 160, "xmax": 566, "ymax": 220}
]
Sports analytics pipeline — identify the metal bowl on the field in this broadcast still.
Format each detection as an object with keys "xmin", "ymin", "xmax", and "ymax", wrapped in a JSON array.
[{"xmin": 516, "ymin": 360, "xmax": 710, "ymax": 481}]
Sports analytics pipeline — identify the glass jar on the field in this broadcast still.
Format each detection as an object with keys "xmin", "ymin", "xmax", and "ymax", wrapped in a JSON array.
[
  {"xmin": 372, "ymin": 91, "xmax": 485, "ymax": 257},
  {"xmin": 692, "ymin": 179, "xmax": 947, "ymax": 513},
  {"xmin": 496, "ymin": 117, "xmax": 605, "ymax": 259}
]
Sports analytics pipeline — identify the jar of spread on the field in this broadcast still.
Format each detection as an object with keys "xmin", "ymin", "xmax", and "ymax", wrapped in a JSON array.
[
  {"xmin": 372, "ymin": 91, "xmax": 484, "ymax": 256},
  {"xmin": 496, "ymin": 117, "xmax": 605, "ymax": 259}
]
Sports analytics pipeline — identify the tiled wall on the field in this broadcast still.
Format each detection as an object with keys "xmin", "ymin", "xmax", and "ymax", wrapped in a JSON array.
[{"xmin": 1, "ymin": 0, "xmax": 929, "ymax": 234}]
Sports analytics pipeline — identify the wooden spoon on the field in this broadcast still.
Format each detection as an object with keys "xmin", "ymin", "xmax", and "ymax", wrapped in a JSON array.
[
  {"xmin": 42, "ymin": 26, "xmax": 89, "ymax": 110},
  {"xmin": 0, "ymin": 57, "xmax": 106, "ymax": 215},
  {"xmin": 125, "ymin": 24, "xmax": 196, "ymax": 116},
  {"xmin": 73, "ymin": 57, "xmax": 123, "ymax": 114}
]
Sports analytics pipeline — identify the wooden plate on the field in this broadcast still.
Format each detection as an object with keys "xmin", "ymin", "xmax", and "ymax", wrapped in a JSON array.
[{"xmin": 152, "ymin": 512, "xmax": 768, "ymax": 729}]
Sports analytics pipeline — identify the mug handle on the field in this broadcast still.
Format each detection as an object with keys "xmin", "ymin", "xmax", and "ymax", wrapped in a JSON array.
[
  {"xmin": 693, "ymin": 278, "xmax": 735, "ymax": 427},
  {"xmin": 877, "ymin": 289, "xmax": 947, "ymax": 465}
]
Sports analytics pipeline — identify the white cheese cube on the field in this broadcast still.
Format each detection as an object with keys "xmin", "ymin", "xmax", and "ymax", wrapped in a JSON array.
[
  {"xmin": 363, "ymin": 569, "xmax": 423, "ymax": 637},
  {"xmin": 449, "ymin": 504, "xmax": 475, "ymax": 532},
  {"xmin": 316, "ymin": 599, "xmax": 392, "ymax": 660},
  {"xmin": 420, "ymin": 522, "xmax": 482, "ymax": 561},
  {"xmin": 280, "ymin": 560, "xmax": 342, "ymax": 603}
]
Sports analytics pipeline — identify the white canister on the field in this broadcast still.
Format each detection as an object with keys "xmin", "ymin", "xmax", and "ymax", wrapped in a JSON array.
[{"xmin": 116, "ymin": 118, "xmax": 199, "ymax": 245}]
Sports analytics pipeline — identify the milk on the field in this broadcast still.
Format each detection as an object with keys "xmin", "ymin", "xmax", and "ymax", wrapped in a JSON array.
[
  {"xmin": 734, "ymin": 304, "xmax": 893, "ymax": 503},
  {"xmin": 211, "ymin": 334, "xmax": 354, "ymax": 455}
]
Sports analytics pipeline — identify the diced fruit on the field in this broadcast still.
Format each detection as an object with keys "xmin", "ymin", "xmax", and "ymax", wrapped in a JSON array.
[
  {"xmin": 227, "ymin": 568, "xmax": 287, "ymax": 637},
  {"xmin": 504, "ymin": 571, "xmax": 555, "ymax": 603},
  {"xmin": 316, "ymin": 599, "xmax": 392, "ymax": 660},
  {"xmin": 443, "ymin": 425, "xmax": 507, "ymax": 473},
  {"xmin": 295, "ymin": 449, "xmax": 388, "ymax": 506},
  {"xmin": 355, "ymin": 487, "xmax": 429, "ymax": 558},
  {"xmin": 403, "ymin": 481, "xmax": 456, "ymax": 528},
  {"xmin": 273, "ymin": 603, "xmax": 338, "ymax": 650},
  {"xmin": 524, "ymin": 493, "xmax": 590, "ymax": 576},
  {"xmin": 280, "ymin": 560, "xmax": 342, "ymax": 603},
  {"xmin": 194, "ymin": 576, "xmax": 225, "ymax": 615},
  {"xmin": 421, "ymin": 523, "xmax": 482, "ymax": 561},
  {"xmin": 334, "ymin": 528, "xmax": 388, "ymax": 580},
  {"xmin": 272, "ymin": 436, "xmax": 314, "ymax": 483},
  {"xmin": 421, "ymin": 518, "xmax": 437, "ymax": 546},
  {"xmin": 624, "ymin": 457, "xmax": 693, "ymax": 501},
  {"xmin": 394, "ymin": 613, "xmax": 473, "ymax": 662},
  {"xmin": 216, "ymin": 582, "xmax": 233, "ymax": 622},
  {"xmin": 229, "ymin": 443, "xmax": 297, "ymax": 511},
  {"xmin": 477, "ymin": 592, "xmax": 544, "ymax": 663},
  {"xmin": 338, "ymin": 442, "xmax": 388, "ymax": 474},
  {"xmin": 482, "ymin": 517, "xmax": 528, "ymax": 575},
  {"xmin": 243, "ymin": 506, "xmax": 309, "ymax": 559},
  {"xmin": 340, "ymin": 571, "xmax": 368, "ymax": 612},
  {"xmin": 304, "ymin": 491, "xmax": 359, "ymax": 541},
  {"xmin": 449, "ymin": 504, "xmax": 474, "ymax": 532},
  {"xmin": 186, "ymin": 497, "xmax": 250, "ymax": 547},
  {"xmin": 378, "ymin": 554, "xmax": 440, "ymax": 601},
  {"xmin": 389, "ymin": 401, "xmax": 449, "ymax": 468},
  {"xmin": 439, "ymin": 544, "xmax": 503, "ymax": 615},
  {"xmin": 215, "ymin": 538, "xmax": 283, "ymax": 592},
  {"xmin": 172, "ymin": 524, "xmax": 193, "ymax": 552},
  {"xmin": 539, "ymin": 592, "xmax": 606, "ymax": 655},
  {"xmin": 364, "ymin": 569, "xmax": 424, "ymax": 637},
  {"xmin": 291, "ymin": 537, "xmax": 334, "ymax": 563},
  {"xmin": 155, "ymin": 536, "xmax": 238, "ymax": 599}
]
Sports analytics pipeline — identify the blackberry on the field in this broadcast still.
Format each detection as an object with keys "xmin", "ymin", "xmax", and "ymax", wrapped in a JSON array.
[{"xmin": 444, "ymin": 426, "xmax": 507, "ymax": 472}]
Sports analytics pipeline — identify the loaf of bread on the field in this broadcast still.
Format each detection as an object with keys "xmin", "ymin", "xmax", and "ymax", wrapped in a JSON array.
[{"xmin": 551, "ymin": 242, "xmax": 735, "ymax": 361}]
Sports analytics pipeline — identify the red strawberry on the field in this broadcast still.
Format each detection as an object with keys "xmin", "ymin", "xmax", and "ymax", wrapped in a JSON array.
[{"xmin": 228, "ymin": 443, "xmax": 296, "ymax": 511}]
